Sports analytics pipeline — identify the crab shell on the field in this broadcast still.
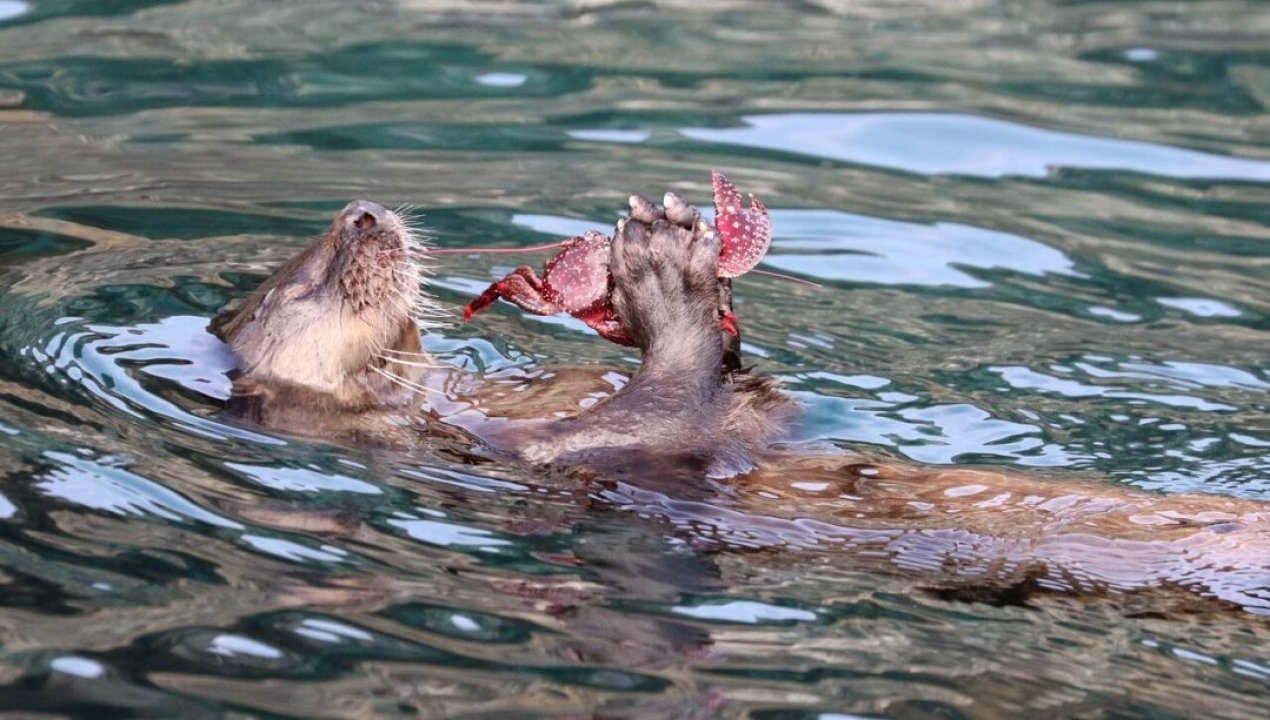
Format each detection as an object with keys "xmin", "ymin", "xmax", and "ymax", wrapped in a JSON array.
[
  {"xmin": 539, "ymin": 230, "xmax": 612, "ymax": 314},
  {"xmin": 712, "ymin": 169, "xmax": 772, "ymax": 278}
]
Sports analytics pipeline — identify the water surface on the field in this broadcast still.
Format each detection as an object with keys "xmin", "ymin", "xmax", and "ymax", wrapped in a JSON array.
[{"xmin": 0, "ymin": 1, "xmax": 1268, "ymax": 718}]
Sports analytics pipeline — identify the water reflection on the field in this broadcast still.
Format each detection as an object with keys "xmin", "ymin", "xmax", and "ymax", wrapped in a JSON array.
[
  {"xmin": 1, "ymin": 0, "xmax": 1269, "ymax": 717},
  {"xmin": 764, "ymin": 210, "xmax": 1080, "ymax": 288},
  {"xmin": 37, "ymin": 451, "xmax": 241, "ymax": 528},
  {"xmin": 681, "ymin": 113, "xmax": 1270, "ymax": 180},
  {"xmin": 1157, "ymin": 296, "xmax": 1243, "ymax": 318},
  {"xmin": 0, "ymin": 1, "xmax": 26, "ymax": 23}
]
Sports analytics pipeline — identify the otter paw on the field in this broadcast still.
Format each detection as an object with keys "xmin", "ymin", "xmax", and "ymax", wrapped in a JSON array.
[{"xmin": 610, "ymin": 197, "xmax": 721, "ymax": 350}]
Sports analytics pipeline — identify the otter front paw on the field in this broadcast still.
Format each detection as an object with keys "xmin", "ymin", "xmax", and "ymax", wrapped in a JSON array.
[{"xmin": 610, "ymin": 194, "xmax": 722, "ymax": 353}]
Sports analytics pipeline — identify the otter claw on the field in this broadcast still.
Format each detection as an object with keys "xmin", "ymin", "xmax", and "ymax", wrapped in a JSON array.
[
  {"xmin": 628, "ymin": 194, "xmax": 663, "ymax": 224},
  {"xmin": 664, "ymin": 192, "xmax": 699, "ymax": 227}
]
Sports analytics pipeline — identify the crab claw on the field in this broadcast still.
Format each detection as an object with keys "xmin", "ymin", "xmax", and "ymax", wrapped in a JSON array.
[
  {"xmin": 463, "ymin": 292, "xmax": 493, "ymax": 321},
  {"xmin": 462, "ymin": 231, "xmax": 614, "ymax": 326},
  {"xmin": 711, "ymin": 170, "xmax": 772, "ymax": 278}
]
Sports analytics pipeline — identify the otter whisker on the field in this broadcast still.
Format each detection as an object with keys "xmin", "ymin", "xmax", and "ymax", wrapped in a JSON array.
[
  {"xmin": 380, "ymin": 353, "xmax": 434, "ymax": 365},
  {"xmin": 408, "ymin": 311, "xmax": 449, "ymax": 326},
  {"xmin": 395, "ymin": 247, "xmax": 434, "ymax": 265},
  {"xmin": 367, "ymin": 335, "xmax": 427, "ymax": 360},
  {"xmin": 375, "ymin": 354, "xmax": 437, "ymax": 370},
  {"xmin": 412, "ymin": 315, "xmax": 450, "ymax": 332},
  {"xmin": 402, "ymin": 225, "xmax": 434, "ymax": 248},
  {"xmin": 412, "ymin": 309, "xmax": 449, "ymax": 322},
  {"xmin": 414, "ymin": 320, "xmax": 449, "ymax": 334},
  {"xmin": 377, "ymin": 346, "xmax": 435, "ymax": 360},
  {"xmin": 406, "ymin": 297, "xmax": 449, "ymax": 318},
  {"xmin": 393, "ymin": 285, "xmax": 439, "ymax": 313},
  {"xmin": 396, "ymin": 282, "xmax": 440, "ymax": 311},
  {"xmin": 383, "ymin": 292, "xmax": 449, "ymax": 333},
  {"xmin": 400, "ymin": 258, "xmax": 436, "ymax": 276},
  {"xmin": 384, "ymin": 297, "xmax": 413, "ymax": 319},
  {"xmin": 385, "ymin": 295, "xmax": 429, "ymax": 325},
  {"xmin": 371, "ymin": 365, "xmax": 442, "ymax": 397}
]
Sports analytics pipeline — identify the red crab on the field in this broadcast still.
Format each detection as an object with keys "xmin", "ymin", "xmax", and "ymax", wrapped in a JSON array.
[{"xmin": 462, "ymin": 170, "xmax": 772, "ymax": 347}]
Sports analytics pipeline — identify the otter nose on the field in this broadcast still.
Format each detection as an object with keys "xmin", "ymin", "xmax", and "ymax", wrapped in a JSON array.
[{"xmin": 341, "ymin": 200, "xmax": 388, "ymax": 232}]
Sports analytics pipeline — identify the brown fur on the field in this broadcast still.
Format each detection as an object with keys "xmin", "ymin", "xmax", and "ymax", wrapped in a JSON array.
[
  {"xmin": 211, "ymin": 198, "xmax": 786, "ymax": 471},
  {"xmin": 210, "ymin": 197, "xmax": 1270, "ymax": 617},
  {"xmin": 212, "ymin": 201, "xmax": 428, "ymax": 422}
]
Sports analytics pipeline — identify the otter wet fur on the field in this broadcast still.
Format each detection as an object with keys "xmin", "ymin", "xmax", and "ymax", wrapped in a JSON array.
[
  {"xmin": 210, "ymin": 191, "xmax": 1270, "ymax": 617},
  {"xmin": 210, "ymin": 194, "xmax": 793, "ymax": 476},
  {"xmin": 209, "ymin": 200, "xmax": 434, "ymax": 419}
]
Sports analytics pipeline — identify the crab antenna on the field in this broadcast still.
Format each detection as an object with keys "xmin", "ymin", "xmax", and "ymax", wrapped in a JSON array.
[
  {"xmin": 427, "ymin": 240, "xmax": 569, "ymax": 256},
  {"xmin": 749, "ymin": 268, "xmax": 822, "ymax": 288}
]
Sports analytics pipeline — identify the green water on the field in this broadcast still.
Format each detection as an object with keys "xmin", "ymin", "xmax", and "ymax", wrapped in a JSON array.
[{"xmin": 0, "ymin": 0, "xmax": 1268, "ymax": 717}]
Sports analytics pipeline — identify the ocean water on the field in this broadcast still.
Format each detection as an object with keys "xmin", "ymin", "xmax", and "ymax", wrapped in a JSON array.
[{"xmin": 0, "ymin": 1, "xmax": 1268, "ymax": 717}]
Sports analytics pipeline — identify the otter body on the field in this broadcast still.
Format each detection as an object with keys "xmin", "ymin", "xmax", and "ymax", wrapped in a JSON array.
[
  {"xmin": 211, "ymin": 197, "xmax": 792, "ymax": 476},
  {"xmin": 210, "ymin": 196, "xmax": 1270, "ymax": 617}
]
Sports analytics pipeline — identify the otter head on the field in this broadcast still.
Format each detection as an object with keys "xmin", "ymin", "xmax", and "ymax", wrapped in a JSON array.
[{"xmin": 210, "ymin": 200, "xmax": 434, "ymax": 413}]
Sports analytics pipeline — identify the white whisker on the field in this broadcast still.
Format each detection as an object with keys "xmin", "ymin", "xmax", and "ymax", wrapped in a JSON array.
[
  {"xmin": 371, "ymin": 365, "xmax": 442, "ymax": 396},
  {"xmin": 378, "ymin": 347, "xmax": 434, "ymax": 359},
  {"xmin": 376, "ymin": 354, "xmax": 437, "ymax": 370}
]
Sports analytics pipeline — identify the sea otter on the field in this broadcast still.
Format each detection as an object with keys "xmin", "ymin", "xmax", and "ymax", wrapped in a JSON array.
[
  {"xmin": 209, "ymin": 195, "xmax": 793, "ymax": 479},
  {"xmin": 210, "ymin": 193, "xmax": 1270, "ymax": 616}
]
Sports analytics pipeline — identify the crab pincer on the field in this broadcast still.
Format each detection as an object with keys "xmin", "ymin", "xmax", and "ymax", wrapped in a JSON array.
[
  {"xmin": 461, "ymin": 229, "xmax": 632, "ymax": 345},
  {"xmin": 711, "ymin": 169, "xmax": 772, "ymax": 278},
  {"xmin": 463, "ymin": 171, "xmax": 773, "ymax": 348},
  {"xmin": 709, "ymin": 170, "xmax": 772, "ymax": 337}
]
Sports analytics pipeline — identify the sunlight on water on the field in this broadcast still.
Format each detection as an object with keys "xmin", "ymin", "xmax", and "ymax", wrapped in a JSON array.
[
  {"xmin": 767, "ymin": 211, "xmax": 1082, "ymax": 288},
  {"xmin": 0, "ymin": 1, "xmax": 26, "ymax": 22},
  {"xmin": 682, "ymin": 113, "xmax": 1270, "ymax": 180}
]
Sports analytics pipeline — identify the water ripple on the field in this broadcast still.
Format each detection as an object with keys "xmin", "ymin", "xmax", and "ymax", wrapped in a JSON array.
[
  {"xmin": 2, "ymin": 1, "xmax": 1270, "ymax": 718},
  {"xmin": 0, "ymin": 1, "xmax": 26, "ymax": 23},
  {"xmin": 681, "ymin": 113, "xmax": 1270, "ymax": 181},
  {"xmin": 36, "ymin": 451, "xmax": 241, "ymax": 529},
  {"xmin": 766, "ymin": 210, "xmax": 1080, "ymax": 288}
]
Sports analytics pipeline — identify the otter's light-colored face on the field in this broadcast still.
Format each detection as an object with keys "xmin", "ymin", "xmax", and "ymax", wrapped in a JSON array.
[{"xmin": 210, "ymin": 200, "xmax": 434, "ymax": 408}]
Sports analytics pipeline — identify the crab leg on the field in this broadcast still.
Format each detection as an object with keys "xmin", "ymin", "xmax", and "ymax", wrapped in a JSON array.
[
  {"xmin": 463, "ymin": 231, "xmax": 611, "ymax": 322},
  {"xmin": 463, "ymin": 266, "xmax": 561, "ymax": 321}
]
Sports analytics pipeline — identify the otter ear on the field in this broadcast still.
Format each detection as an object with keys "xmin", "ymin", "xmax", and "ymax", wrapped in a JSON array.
[
  {"xmin": 207, "ymin": 302, "xmax": 240, "ymax": 340},
  {"xmin": 209, "ymin": 287, "xmax": 275, "ymax": 343}
]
